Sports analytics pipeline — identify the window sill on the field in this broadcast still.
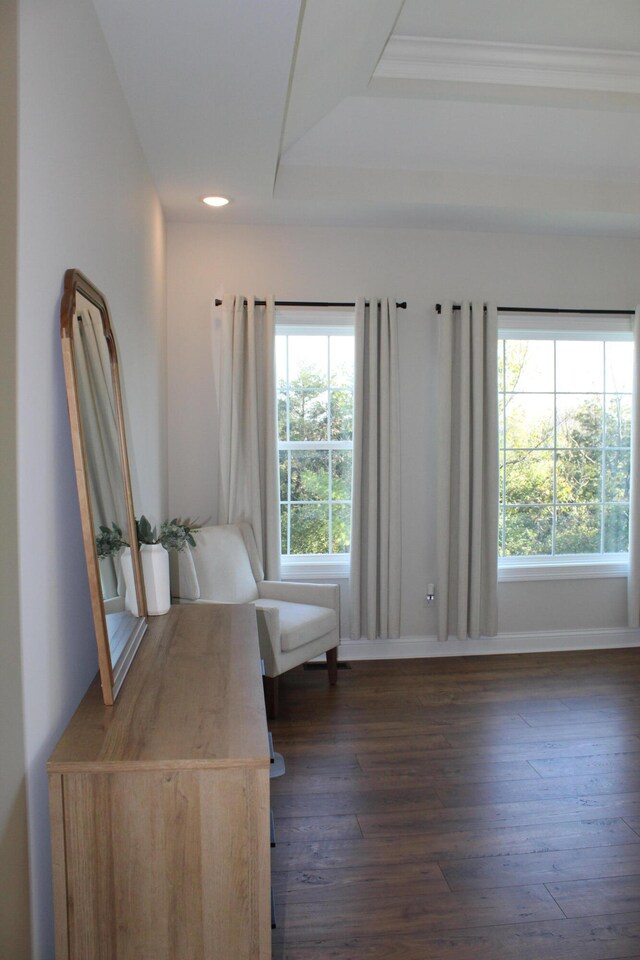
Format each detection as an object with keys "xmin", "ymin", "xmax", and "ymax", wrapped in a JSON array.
[
  {"xmin": 281, "ymin": 556, "xmax": 350, "ymax": 580},
  {"xmin": 499, "ymin": 556, "xmax": 628, "ymax": 582}
]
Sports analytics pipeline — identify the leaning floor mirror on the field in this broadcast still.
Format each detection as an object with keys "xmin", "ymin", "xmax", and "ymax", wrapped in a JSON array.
[{"xmin": 60, "ymin": 269, "xmax": 147, "ymax": 704}]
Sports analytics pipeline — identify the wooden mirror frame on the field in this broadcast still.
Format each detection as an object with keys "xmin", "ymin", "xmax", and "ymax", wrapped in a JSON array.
[{"xmin": 60, "ymin": 269, "xmax": 147, "ymax": 704}]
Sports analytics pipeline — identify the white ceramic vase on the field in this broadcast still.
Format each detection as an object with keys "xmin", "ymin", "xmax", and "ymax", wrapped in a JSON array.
[{"xmin": 122, "ymin": 543, "xmax": 171, "ymax": 616}]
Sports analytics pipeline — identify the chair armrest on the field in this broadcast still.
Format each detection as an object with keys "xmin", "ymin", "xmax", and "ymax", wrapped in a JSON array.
[{"xmin": 258, "ymin": 580, "xmax": 339, "ymax": 614}]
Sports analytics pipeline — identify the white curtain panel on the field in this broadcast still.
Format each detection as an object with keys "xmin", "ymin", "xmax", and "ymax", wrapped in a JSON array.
[
  {"xmin": 216, "ymin": 296, "xmax": 281, "ymax": 580},
  {"xmin": 627, "ymin": 307, "xmax": 640, "ymax": 627},
  {"xmin": 436, "ymin": 301, "xmax": 499, "ymax": 642},
  {"xmin": 350, "ymin": 298, "xmax": 402, "ymax": 641}
]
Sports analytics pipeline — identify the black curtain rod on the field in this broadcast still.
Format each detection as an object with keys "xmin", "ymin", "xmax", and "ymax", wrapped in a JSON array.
[
  {"xmin": 214, "ymin": 298, "xmax": 407, "ymax": 309},
  {"xmin": 435, "ymin": 303, "xmax": 634, "ymax": 316}
]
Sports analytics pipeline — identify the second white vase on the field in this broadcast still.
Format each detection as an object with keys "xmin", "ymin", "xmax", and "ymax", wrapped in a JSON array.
[
  {"xmin": 122, "ymin": 543, "xmax": 171, "ymax": 616},
  {"xmin": 140, "ymin": 543, "xmax": 171, "ymax": 615}
]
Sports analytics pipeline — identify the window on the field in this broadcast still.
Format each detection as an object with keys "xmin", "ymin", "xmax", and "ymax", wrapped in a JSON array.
[
  {"xmin": 276, "ymin": 314, "xmax": 354, "ymax": 566},
  {"xmin": 498, "ymin": 321, "xmax": 633, "ymax": 571}
]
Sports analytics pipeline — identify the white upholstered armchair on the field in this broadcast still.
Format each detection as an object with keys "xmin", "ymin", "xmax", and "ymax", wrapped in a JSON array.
[{"xmin": 170, "ymin": 523, "xmax": 340, "ymax": 716}]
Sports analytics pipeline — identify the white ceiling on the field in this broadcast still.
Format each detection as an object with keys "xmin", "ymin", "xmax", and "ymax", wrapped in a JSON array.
[
  {"xmin": 396, "ymin": 0, "xmax": 640, "ymax": 50},
  {"xmin": 92, "ymin": 0, "xmax": 640, "ymax": 236}
]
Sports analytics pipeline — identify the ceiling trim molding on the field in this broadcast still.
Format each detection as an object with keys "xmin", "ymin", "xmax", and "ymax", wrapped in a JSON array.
[{"xmin": 374, "ymin": 36, "xmax": 640, "ymax": 94}]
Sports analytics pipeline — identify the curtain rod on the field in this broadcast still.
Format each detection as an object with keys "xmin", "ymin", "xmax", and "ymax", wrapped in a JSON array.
[
  {"xmin": 214, "ymin": 298, "xmax": 407, "ymax": 309},
  {"xmin": 435, "ymin": 303, "xmax": 634, "ymax": 316}
]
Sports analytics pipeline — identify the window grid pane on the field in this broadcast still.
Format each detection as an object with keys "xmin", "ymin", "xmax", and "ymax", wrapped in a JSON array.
[
  {"xmin": 600, "ymin": 344, "xmax": 606, "ymax": 552},
  {"xmin": 327, "ymin": 336, "xmax": 332, "ymax": 551},
  {"xmin": 551, "ymin": 340, "xmax": 557, "ymax": 556},
  {"xmin": 498, "ymin": 336, "xmax": 632, "ymax": 561},
  {"xmin": 277, "ymin": 328, "xmax": 354, "ymax": 557},
  {"xmin": 500, "ymin": 341, "xmax": 506, "ymax": 556}
]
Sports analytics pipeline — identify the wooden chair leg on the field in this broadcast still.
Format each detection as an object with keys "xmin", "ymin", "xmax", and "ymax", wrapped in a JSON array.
[
  {"xmin": 263, "ymin": 675, "xmax": 279, "ymax": 719},
  {"xmin": 327, "ymin": 647, "xmax": 338, "ymax": 686}
]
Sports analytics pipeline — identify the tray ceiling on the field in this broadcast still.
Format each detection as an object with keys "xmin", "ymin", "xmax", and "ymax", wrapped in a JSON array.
[{"xmin": 92, "ymin": 0, "xmax": 640, "ymax": 235}]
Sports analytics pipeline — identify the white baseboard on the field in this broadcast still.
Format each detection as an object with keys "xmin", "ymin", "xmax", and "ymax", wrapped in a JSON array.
[{"xmin": 337, "ymin": 627, "xmax": 640, "ymax": 661}]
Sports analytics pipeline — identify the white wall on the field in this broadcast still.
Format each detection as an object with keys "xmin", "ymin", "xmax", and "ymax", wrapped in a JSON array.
[
  {"xmin": 167, "ymin": 222, "xmax": 640, "ymax": 647},
  {"xmin": 17, "ymin": 0, "xmax": 166, "ymax": 954},
  {"xmin": 0, "ymin": 0, "xmax": 31, "ymax": 957}
]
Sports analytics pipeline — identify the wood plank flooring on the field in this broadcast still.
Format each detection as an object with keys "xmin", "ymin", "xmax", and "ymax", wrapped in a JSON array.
[{"xmin": 269, "ymin": 649, "xmax": 640, "ymax": 959}]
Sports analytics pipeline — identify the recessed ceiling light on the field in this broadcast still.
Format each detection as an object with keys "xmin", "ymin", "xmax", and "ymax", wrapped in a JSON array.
[{"xmin": 202, "ymin": 196, "xmax": 230, "ymax": 207}]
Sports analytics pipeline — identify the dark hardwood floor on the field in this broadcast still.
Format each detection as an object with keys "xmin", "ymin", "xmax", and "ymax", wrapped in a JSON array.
[{"xmin": 269, "ymin": 649, "xmax": 640, "ymax": 959}]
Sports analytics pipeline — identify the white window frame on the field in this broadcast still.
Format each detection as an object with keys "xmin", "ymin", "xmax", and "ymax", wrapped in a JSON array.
[
  {"xmin": 276, "ymin": 310, "xmax": 354, "ymax": 578},
  {"xmin": 497, "ymin": 314, "xmax": 633, "ymax": 582}
]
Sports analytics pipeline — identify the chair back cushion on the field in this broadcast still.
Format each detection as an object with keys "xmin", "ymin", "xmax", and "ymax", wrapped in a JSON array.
[
  {"xmin": 176, "ymin": 524, "xmax": 260, "ymax": 603},
  {"xmin": 237, "ymin": 521, "xmax": 265, "ymax": 583},
  {"xmin": 169, "ymin": 547, "xmax": 200, "ymax": 601}
]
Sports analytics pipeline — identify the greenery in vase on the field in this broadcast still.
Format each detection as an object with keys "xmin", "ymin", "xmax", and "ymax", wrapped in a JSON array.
[
  {"xmin": 96, "ymin": 517, "xmax": 200, "ymax": 558},
  {"xmin": 137, "ymin": 515, "xmax": 199, "ymax": 552},
  {"xmin": 95, "ymin": 522, "xmax": 128, "ymax": 558}
]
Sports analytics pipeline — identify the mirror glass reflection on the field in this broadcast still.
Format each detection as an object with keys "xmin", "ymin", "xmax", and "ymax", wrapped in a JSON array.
[{"xmin": 72, "ymin": 295, "xmax": 139, "ymax": 666}]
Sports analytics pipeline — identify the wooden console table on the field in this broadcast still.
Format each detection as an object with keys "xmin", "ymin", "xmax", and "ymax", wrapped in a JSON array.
[{"xmin": 48, "ymin": 603, "xmax": 271, "ymax": 959}]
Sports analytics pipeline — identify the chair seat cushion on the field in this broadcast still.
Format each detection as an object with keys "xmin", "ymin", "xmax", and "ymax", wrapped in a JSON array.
[{"xmin": 254, "ymin": 599, "xmax": 336, "ymax": 652}]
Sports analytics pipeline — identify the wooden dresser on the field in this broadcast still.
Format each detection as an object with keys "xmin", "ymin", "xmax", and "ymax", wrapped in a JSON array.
[{"xmin": 48, "ymin": 603, "xmax": 271, "ymax": 960}]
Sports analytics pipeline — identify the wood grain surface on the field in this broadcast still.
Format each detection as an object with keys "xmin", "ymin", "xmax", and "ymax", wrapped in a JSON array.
[
  {"xmin": 268, "ymin": 649, "xmax": 640, "ymax": 959},
  {"xmin": 49, "ymin": 602, "xmax": 269, "ymax": 771}
]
